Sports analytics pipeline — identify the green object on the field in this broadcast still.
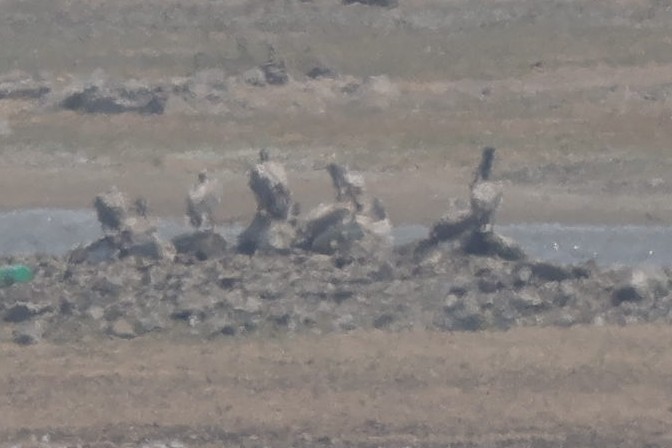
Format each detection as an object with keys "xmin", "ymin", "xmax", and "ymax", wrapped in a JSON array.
[{"xmin": 0, "ymin": 265, "xmax": 34, "ymax": 287}]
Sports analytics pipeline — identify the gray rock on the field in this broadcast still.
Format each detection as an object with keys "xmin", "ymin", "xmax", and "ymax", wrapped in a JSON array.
[
  {"xmin": 462, "ymin": 231, "xmax": 527, "ymax": 261},
  {"xmin": 237, "ymin": 213, "xmax": 296, "ymax": 255},
  {"xmin": 307, "ymin": 66, "xmax": 337, "ymax": 79},
  {"xmin": 297, "ymin": 202, "xmax": 392, "ymax": 257},
  {"xmin": 12, "ymin": 320, "xmax": 43, "ymax": 345},
  {"xmin": 427, "ymin": 207, "xmax": 475, "ymax": 243},
  {"xmin": 172, "ymin": 231, "xmax": 228, "ymax": 260},
  {"xmin": 451, "ymin": 297, "xmax": 485, "ymax": 332},
  {"xmin": 61, "ymin": 84, "xmax": 167, "ymax": 115},
  {"xmin": 260, "ymin": 60, "xmax": 289, "ymax": 86},
  {"xmin": 612, "ymin": 268, "xmax": 669, "ymax": 306},
  {"xmin": 4, "ymin": 302, "xmax": 53, "ymax": 323},
  {"xmin": 122, "ymin": 233, "xmax": 176, "ymax": 261},
  {"xmin": 108, "ymin": 319, "xmax": 137, "ymax": 339},
  {"xmin": 87, "ymin": 305, "xmax": 105, "ymax": 321},
  {"xmin": 68, "ymin": 237, "xmax": 120, "ymax": 264},
  {"xmin": 510, "ymin": 291, "xmax": 546, "ymax": 313},
  {"xmin": 0, "ymin": 71, "xmax": 51, "ymax": 100},
  {"xmin": 242, "ymin": 68, "xmax": 267, "ymax": 87},
  {"xmin": 527, "ymin": 261, "xmax": 588, "ymax": 282}
]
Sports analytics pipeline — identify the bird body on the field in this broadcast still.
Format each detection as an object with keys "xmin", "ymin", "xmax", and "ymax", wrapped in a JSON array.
[
  {"xmin": 470, "ymin": 147, "xmax": 503, "ymax": 232},
  {"xmin": 249, "ymin": 154, "xmax": 293, "ymax": 220},
  {"xmin": 94, "ymin": 187, "xmax": 130, "ymax": 234},
  {"xmin": 186, "ymin": 171, "xmax": 221, "ymax": 230},
  {"xmin": 326, "ymin": 163, "xmax": 365, "ymax": 210}
]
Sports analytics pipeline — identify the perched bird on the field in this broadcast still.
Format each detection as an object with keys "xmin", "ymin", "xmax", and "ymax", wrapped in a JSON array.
[
  {"xmin": 325, "ymin": 163, "xmax": 365, "ymax": 211},
  {"xmin": 93, "ymin": 186, "xmax": 130, "ymax": 234},
  {"xmin": 469, "ymin": 147, "xmax": 503, "ymax": 232},
  {"xmin": 186, "ymin": 170, "xmax": 222, "ymax": 230},
  {"xmin": 470, "ymin": 146, "xmax": 496, "ymax": 190},
  {"xmin": 249, "ymin": 149, "xmax": 293, "ymax": 220}
]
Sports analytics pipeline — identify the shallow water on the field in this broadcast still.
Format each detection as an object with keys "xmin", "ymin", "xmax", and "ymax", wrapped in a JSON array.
[{"xmin": 0, "ymin": 208, "xmax": 667, "ymax": 266}]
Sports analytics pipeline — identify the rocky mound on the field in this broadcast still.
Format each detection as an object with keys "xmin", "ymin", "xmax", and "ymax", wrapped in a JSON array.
[
  {"xmin": 2, "ymin": 243, "xmax": 671, "ymax": 345},
  {"xmin": 1, "ymin": 148, "xmax": 669, "ymax": 345}
]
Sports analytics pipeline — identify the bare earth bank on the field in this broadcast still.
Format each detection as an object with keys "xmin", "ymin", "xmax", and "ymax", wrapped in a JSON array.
[{"xmin": 2, "ymin": 327, "xmax": 672, "ymax": 448}]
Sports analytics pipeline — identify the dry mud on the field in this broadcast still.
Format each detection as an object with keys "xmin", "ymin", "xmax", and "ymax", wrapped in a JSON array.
[{"xmin": 3, "ymin": 327, "xmax": 672, "ymax": 448}]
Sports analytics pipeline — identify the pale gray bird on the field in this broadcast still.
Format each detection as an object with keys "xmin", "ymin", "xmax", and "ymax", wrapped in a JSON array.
[
  {"xmin": 470, "ymin": 147, "xmax": 503, "ymax": 232},
  {"xmin": 249, "ymin": 149, "xmax": 293, "ymax": 220},
  {"xmin": 93, "ymin": 186, "xmax": 130, "ymax": 234},
  {"xmin": 186, "ymin": 170, "xmax": 221, "ymax": 230},
  {"xmin": 326, "ymin": 163, "xmax": 365, "ymax": 211}
]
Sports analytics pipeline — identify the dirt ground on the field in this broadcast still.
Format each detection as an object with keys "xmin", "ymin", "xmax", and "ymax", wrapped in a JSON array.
[
  {"xmin": 3, "ymin": 0, "xmax": 672, "ymax": 445},
  {"xmin": 3, "ymin": 327, "xmax": 672, "ymax": 447}
]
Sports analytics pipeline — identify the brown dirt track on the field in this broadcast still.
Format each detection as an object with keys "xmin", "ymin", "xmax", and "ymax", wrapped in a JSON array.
[{"xmin": 3, "ymin": 327, "xmax": 672, "ymax": 447}]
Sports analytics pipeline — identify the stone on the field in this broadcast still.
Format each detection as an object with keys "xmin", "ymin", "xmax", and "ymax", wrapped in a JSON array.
[
  {"xmin": 260, "ymin": 60, "xmax": 289, "ymax": 86},
  {"xmin": 60, "ymin": 83, "xmax": 167, "ymax": 115},
  {"xmin": 172, "ymin": 231, "xmax": 228, "ymax": 260},
  {"xmin": 122, "ymin": 233, "xmax": 176, "ymax": 261},
  {"xmin": 528, "ymin": 261, "xmax": 580, "ymax": 282},
  {"xmin": 427, "ymin": 208, "xmax": 475, "ymax": 243},
  {"xmin": 611, "ymin": 268, "xmax": 669, "ymax": 306},
  {"xmin": 12, "ymin": 320, "xmax": 43, "ymax": 345},
  {"xmin": 68, "ymin": 237, "xmax": 120, "ymax": 264},
  {"xmin": 306, "ymin": 66, "xmax": 337, "ymax": 79},
  {"xmin": 4, "ymin": 302, "xmax": 53, "ymax": 323},
  {"xmin": 242, "ymin": 67, "xmax": 267, "ymax": 87},
  {"xmin": 237, "ymin": 213, "xmax": 296, "ymax": 255},
  {"xmin": 108, "ymin": 319, "xmax": 137, "ymax": 339},
  {"xmin": 0, "ymin": 71, "xmax": 51, "ymax": 100},
  {"xmin": 462, "ymin": 231, "xmax": 527, "ymax": 261}
]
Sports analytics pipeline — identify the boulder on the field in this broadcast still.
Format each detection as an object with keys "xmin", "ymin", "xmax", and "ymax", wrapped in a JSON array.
[
  {"xmin": 61, "ymin": 84, "xmax": 167, "ymax": 115},
  {"xmin": 4, "ymin": 302, "xmax": 53, "ymax": 323},
  {"xmin": 296, "ymin": 202, "xmax": 391, "ymax": 256},
  {"xmin": 68, "ymin": 236, "xmax": 120, "ymax": 264},
  {"xmin": 12, "ymin": 320, "xmax": 43, "ymax": 345},
  {"xmin": 172, "ymin": 231, "xmax": 228, "ymax": 260},
  {"xmin": 121, "ymin": 232, "xmax": 176, "ymax": 261},
  {"xmin": 306, "ymin": 66, "xmax": 337, "ymax": 80},
  {"xmin": 611, "ymin": 268, "xmax": 669, "ymax": 306},
  {"xmin": 242, "ymin": 67, "xmax": 267, "ymax": 87},
  {"xmin": 243, "ymin": 58, "xmax": 290, "ymax": 87},
  {"xmin": 0, "ymin": 72, "xmax": 50, "ymax": 100},
  {"xmin": 462, "ymin": 231, "xmax": 527, "ymax": 261},
  {"xmin": 260, "ymin": 60, "xmax": 289, "ymax": 86},
  {"xmin": 237, "ymin": 213, "xmax": 296, "ymax": 255}
]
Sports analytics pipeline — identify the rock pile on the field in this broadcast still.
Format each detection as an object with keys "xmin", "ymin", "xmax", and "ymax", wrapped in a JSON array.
[
  {"xmin": 69, "ymin": 187, "xmax": 174, "ymax": 264},
  {"xmin": 1, "ymin": 148, "xmax": 670, "ymax": 345}
]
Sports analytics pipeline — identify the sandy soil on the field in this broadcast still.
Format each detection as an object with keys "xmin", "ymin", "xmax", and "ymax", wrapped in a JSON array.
[{"xmin": 2, "ymin": 327, "xmax": 672, "ymax": 447}]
